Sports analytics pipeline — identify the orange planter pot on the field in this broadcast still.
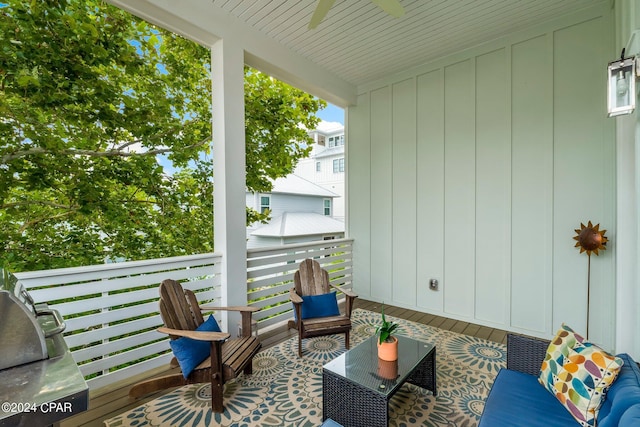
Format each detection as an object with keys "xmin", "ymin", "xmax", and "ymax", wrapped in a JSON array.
[
  {"xmin": 377, "ymin": 335, "xmax": 398, "ymax": 361},
  {"xmin": 377, "ymin": 358, "xmax": 399, "ymax": 380}
]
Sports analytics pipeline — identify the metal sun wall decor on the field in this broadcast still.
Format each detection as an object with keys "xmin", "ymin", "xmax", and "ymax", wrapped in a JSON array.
[{"xmin": 573, "ymin": 221, "xmax": 608, "ymax": 339}]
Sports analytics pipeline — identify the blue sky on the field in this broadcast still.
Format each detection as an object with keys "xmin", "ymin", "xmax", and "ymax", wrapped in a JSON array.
[{"xmin": 316, "ymin": 103, "xmax": 344, "ymax": 125}]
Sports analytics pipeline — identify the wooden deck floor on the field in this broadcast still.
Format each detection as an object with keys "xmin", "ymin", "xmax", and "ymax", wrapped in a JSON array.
[{"xmin": 58, "ymin": 299, "xmax": 508, "ymax": 427}]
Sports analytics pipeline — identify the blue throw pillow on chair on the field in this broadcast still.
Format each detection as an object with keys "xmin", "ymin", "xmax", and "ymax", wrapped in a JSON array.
[
  {"xmin": 300, "ymin": 292, "xmax": 340, "ymax": 319},
  {"xmin": 169, "ymin": 314, "xmax": 221, "ymax": 378}
]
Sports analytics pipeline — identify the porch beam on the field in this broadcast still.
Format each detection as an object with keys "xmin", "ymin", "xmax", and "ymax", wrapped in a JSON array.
[{"xmin": 212, "ymin": 39, "xmax": 247, "ymax": 336}]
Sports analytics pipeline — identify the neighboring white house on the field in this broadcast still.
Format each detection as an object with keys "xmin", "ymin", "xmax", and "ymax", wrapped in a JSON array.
[
  {"xmin": 294, "ymin": 121, "xmax": 345, "ymax": 221},
  {"xmin": 245, "ymin": 174, "xmax": 344, "ymax": 248}
]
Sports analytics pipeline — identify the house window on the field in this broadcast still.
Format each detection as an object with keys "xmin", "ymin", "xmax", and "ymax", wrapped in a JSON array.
[
  {"xmin": 324, "ymin": 199, "xmax": 331, "ymax": 216},
  {"xmin": 333, "ymin": 158, "xmax": 344, "ymax": 173},
  {"xmin": 316, "ymin": 161, "xmax": 321, "ymax": 172},
  {"xmin": 260, "ymin": 195, "xmax": 270, "ymax": 213},
  {"xmin": 317, "ymin": 135, "xmax": 325, "ymax": 146},
  {"xmin": 328, "ymin": 135, "xmax": 344, "ymax": 147}
]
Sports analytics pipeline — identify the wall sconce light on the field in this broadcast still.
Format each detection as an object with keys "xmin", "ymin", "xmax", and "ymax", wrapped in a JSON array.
[{"xmin": 607, "ymin": 51, "xmax": 636, "ymax": 117}]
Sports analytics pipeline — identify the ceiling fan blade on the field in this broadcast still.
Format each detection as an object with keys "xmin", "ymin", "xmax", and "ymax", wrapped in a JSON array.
[
  {"xmin": 370, "ymin": 0, "xmax": 405, "ymax": 18},
  {"xmin": 309, "ymin": 0, "xmax": 337, "ymax": 29}
]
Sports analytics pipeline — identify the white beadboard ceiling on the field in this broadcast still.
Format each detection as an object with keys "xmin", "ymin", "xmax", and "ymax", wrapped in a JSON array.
[{"xmin": 207, "ymin": 0, "xmax": 605, "ymax": 86}]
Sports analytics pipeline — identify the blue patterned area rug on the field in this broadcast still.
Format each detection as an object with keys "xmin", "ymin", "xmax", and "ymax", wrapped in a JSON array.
[{"xmin": 105, "ymin": 309, "xmax": 506, "ymax": 427}]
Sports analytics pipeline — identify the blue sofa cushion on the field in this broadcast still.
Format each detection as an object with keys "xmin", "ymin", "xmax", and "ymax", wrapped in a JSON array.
[
  {"xmin": 480, "ymin": 353, "xmax": 640, "ymax": 427},
  {"xmin": 169, "ymin": 314, "xmax": 221, "ymax": 378},
  {"xmin": 617, "ymin": 404, "xmax": 640, "ymax": 425},
  {"xmin": 596, "ymin": 353, "xmax": 640, "ymax": 427},
  {"xmin": 479, "ymin": 369, "xmax": 578, "ymax": 427}
]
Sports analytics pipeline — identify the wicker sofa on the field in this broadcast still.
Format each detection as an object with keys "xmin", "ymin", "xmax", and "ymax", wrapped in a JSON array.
[{"xmin": 479, "ymin": 334, "xmax": 640, "ymax": 426}]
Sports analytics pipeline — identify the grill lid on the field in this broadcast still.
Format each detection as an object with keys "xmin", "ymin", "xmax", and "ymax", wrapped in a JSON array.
[
  {"xmin": 0, "ymin": 270, "xmax": 66, "ymax": 370},
  {"xmin": 0, "ymin": 270, "xmax": 87, "ymax": 426}
]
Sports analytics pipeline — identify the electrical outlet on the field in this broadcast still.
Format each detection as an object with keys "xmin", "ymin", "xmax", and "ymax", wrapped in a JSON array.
[{"xmin": 429, "ymin": 279, "xmax": 438, "ymax": 290}]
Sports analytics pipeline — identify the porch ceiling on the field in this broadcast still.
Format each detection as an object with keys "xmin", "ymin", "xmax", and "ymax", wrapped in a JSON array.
[
  {"xmin": 214, "ymin": 0, "xmax": 603, "ymax": 86},
  {"xmin": 111, "ymin": 0, "xmax": 605, "ymax": 103}
]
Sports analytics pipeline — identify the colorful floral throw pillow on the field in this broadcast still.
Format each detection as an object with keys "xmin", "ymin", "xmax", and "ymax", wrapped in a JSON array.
[
  {"xmin": 539, "ymin": 323, "xmax": 585, "ymax": 393},
  {"xmin": 551, "ymin": 342, "xmax": 623, "ymax": 426}
]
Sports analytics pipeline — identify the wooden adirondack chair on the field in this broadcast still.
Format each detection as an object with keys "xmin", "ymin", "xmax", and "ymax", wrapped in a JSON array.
[
  {"xmin": 288, "ymin": 258, "xmax": 358, "ymax": 357},
  {"xmin": 129, "ymin": 279, "xmax": 261, "ymax": 413}
]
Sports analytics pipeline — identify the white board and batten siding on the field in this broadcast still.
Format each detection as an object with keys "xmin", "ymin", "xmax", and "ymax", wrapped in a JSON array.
[{"xmin": 348, "ymin": 4, "xmax": 616, "ymax": 349}]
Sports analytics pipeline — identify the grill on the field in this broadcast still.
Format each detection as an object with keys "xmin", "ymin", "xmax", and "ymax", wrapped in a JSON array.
[{"xmin": 0, "ymin": 271, "xmax": 88, "ymax": 427}]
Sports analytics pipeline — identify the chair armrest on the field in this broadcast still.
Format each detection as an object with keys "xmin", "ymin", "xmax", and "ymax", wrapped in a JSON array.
[
  {"xmin": 506, "ymin": 333, "xmax": 550, "ymax": 376},
  {"xmin": 289, "ymin": 288, "xmax": 303, "ymax": 304},
  {"xmin": 200, "ymin": 305, "xmax": 260, "ymax": 313},
  {"xmin": 329, "ymin": 284, "xmax": 357, "ymax": 317},
  {"xmin": 330, "ymin": 284, "xmax": 357, "ymax": 299},
  {"xmin": 158, "ymin": 327, "xmax": 230, "ymax": 342},
  {"xmin": 197, "ymin": 306, "xmax": 259, "ymax": 339}
]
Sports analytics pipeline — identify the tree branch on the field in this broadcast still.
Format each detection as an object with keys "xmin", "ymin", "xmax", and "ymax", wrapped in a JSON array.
[
  {"xmin": 18, "ymin": 210, "xmax": 76, "ymax": 233},
  {"xmin": 1, "ymin": 138, "xmax": 210, "ymax": 163},
  {"xmin": 1, "ymin": 200, "xmax": 76, "ymax": 210},
  {"xmin": 114, "ymin": 140, "xmax": 141, "ymax": 151}
]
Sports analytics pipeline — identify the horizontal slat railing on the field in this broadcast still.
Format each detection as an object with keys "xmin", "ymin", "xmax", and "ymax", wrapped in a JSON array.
[
  {"xmin": 247, "ymin": 238, "xmax": 354, "ymax": 331},
  {"xmin": 16, "ymin": 253, "xmax": 222, "ymax": 390},
  {"xmin": 13, "ymin": 239, "xmax": 354, "ymax": 390}
]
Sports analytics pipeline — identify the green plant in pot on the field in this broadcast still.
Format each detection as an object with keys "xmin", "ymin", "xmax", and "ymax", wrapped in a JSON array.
[{"xmin": 376, "ymin": 303, "xmax": 399, "ymax": 361}]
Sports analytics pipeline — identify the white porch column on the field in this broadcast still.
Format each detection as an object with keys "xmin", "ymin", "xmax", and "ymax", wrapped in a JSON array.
[
  {"xmin": 615, "ymin": 112, "xmax": 640, "ymax": 359},
  {"xmin": 212, "ymin": 39, "xmax": 247, "ymax": 336},
  {"xmin": 614, "ymin": 0, "xmax": 640, "ymax": 360}
]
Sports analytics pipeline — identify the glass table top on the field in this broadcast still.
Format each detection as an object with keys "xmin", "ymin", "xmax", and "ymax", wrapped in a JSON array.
[{"xmin": 323, "ymin": 334, "xmax": 435, "ymax": 397}]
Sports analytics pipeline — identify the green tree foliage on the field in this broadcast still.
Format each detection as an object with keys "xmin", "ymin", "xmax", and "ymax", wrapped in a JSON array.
[{"xmin": 0, "ymin": 0, "xmax": 325, "ymax": 272}]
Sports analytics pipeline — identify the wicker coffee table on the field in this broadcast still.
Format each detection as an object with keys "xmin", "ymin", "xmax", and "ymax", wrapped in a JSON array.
[{"xmin": 322, "ymin": 334, "xmax": 436, "ymax": 427}]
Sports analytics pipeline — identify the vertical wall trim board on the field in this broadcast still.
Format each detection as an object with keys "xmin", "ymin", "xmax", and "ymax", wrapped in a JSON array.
[
  {"xmin": 469, "ymin": 55, "xmax": 478, "ymax": 319},
  {"xmin": 413, "ymin": 76, "xmax": 424, "ymax": 307},
  {"xmin": 442, "ymin": 68, "xmax": 448, "ymax": 311},
  {"xmin": 548, "ymin": 31, "xmax": 556, "ymax": 338},
  {"xmin": 414, "ymin": 76, "xmax": 420, "ymax": 307},
  {"xmin": 439, "ymin": 67, "xmax": 445, "ymax": 310},
  {"xmin": 390, "ymin": 85, "xmax": 395, "ymax": 303},
  {"xmin": 390, "ymin": 81, "xmax": 396, "ymax": 304},
  {"xmin": 505, "ymin": 45, "xmax": 513, "ymax": 328}
]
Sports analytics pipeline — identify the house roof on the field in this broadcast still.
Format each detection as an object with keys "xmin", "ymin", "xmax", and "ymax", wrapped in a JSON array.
[
  {"xmin": 270, "ymin": 174, "xmax": 339, "ymax": 198},
  {"xmin": 313, "ymin": 145, "xmax": 344, "ymax": 159},
  {"xmin": 111, "ymin": 0, "xmax": 606, "ymax": 101},
  {"xmin": 315, "ymin": 121, "xmax": 344, "ymax": 135},
  {"xmin": 251, "ymin": 212, "xmax": 344, "ymax": 237}
]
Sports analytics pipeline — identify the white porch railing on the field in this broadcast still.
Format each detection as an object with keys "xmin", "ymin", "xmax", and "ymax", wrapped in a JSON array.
[
  {"xmin": 247, "ymin": 238, "xmax": 354, "ymax": 330},
  {"xmin": 14, "ymin": 238, "xmax": 353, "ymax": 390}
]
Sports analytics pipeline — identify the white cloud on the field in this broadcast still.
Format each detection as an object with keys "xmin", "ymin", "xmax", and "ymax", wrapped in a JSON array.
[{"xmin": 316, "ymin": 120, "xmax": 343, "ymax": 133}]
